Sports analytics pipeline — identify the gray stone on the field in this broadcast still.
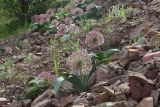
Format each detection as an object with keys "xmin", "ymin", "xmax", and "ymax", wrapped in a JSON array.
[{"xmin": 22, "ymin": 99, "xmax": 31, "ymax": 107}]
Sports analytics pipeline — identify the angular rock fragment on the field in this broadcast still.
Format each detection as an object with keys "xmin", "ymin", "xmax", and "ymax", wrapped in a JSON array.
[
  {"xmin": 31, "ymin": 90, "xmax": 55, "ymax": 106},
  {"xmin": 0, "ymin": 97, "xmax": 9, "ymax": 106},
  {"xmin": 136, "ymin": 97, "xmax": 154, "ymax": 107},
  {"xmin": 150, "ymin": 90, "xmax": 159, "ymax": 106},
  {"xmin": 95, "ymin": 100, "xmax": 137, "ymax": 107},
  {"xmin": 145, "ymin": 69, "xmax": 158, "ymax": 80},
  {"xmin": 143, "ymin": 51, "xmax": 160, "ymax": 62},
  {"xmin": 128, "ymin": 72, "xmax": 155, "ymax": 101},
  {"xmin": 60, "ymin": 95, "xmax": 78, "ymax": 107}
]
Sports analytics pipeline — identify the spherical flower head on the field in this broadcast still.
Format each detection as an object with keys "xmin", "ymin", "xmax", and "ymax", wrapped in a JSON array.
[
  {"xmin": 68, "ymin": 24, "xmax": 79, "ymax": 33},
  {"xmin": 71, "ymin": 8, "xmax": 84, "ymax": 17},
  {"xmin": 86, "ymin": 3, "xmax": 96, "ymax": 13},
  {"xmin": 51, "ymin": 19, "xmax": 60, "ymax": 27},
  {"xmin": 85, "ymin": 30, "xmax": 104, "ymax": 48},
  {"xmin": 40, "ymin": 14, "xmax": 51, "ymax": 22},
  {"xmin": 38, "ymin": 71, "xmax": 54, "ymax": 81},
  {"xmin": 55, "ymin": 24, "xmax": 69, "ymax": 38},
  {"xmin": 46, "ymin": 9, "xmax": 54, "ymax": 15},
  {"xmin": 64, "ymin": 17, "xmax": 73, "ymax": 25},
  {"xmin": 73, "ymin": 0, "xmax": 84, "ymax": 4},
  {"xmin": 31, "ymin": 15, "xmax": 41, "ymax": 23},
  {"xmin": 66, "ymin": 5, "xmax": 73, "ymax": 13},
  {"xmin": 66, "ymin": 49, "xmax": 92, "ymax": 75}
]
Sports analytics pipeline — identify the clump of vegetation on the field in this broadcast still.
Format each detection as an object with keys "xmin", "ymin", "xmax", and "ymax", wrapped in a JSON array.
[
  {"xmin": 24, "ymin": 76, "xmax": 51, "ymax": 99},
  {"xmin": 0, "ymin": 0, "xmax": 56, "ymax": 38}
]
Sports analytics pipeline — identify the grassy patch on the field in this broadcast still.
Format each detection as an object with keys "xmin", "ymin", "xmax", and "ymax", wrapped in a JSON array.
[{"xmin": 0, "ymin": 21, "xmax": 30, "ymax": 39}]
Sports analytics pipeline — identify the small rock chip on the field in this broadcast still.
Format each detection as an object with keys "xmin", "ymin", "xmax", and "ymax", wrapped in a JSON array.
[
  {"xmin": 22, "ymin": 99, "xmax": 31, "ymax": 107},
  {"xmin": 150, "ymin": 90, "xmax": 159, "ymax": 106},
  {"xmin": 32, "ymin": 90, "xmax": 55, "ymax": 106},
  {"xmin": 5, "ymin": 47, "xmax": 13, "ymax": 54},
  {"xmin": 128, "ymin": 48, "xmax": 139, "ymax": 61},
  {"xmin": 0, "ymin": 97, "xmax": 8, "ymax": 106},
  {"xmin": 145, "ymin": 69, "xmax": 158, "ymax": 80},
  {"xmin": 33, "ymin": 99, "xmax": 51, "ymax": 107},
  {"xmin": 9, "ymin": 100, "xmax": 23, "ymax": 107},
  {"xmin": 143, "ymin": 51, "xmax": 160, "ymax": 62},
  {"xmin": 0, "ymin": 90, "xmax": 5, "ymax": 97},
  {"xmin": 73, "ymin": 97, "xmax": 89, "ymax": 106},
  {"xmin": 95, "ymin": 101, "xmax": 137, "ymax": 107},
  {"xmin": 72, "ymin": 105, "xmax": 87, "ymax": 107},
  {"xmin": 136, "ymin": 97, "xmax": 154, "ymax": 107},
  {"xmin": 60, "ymin": 95, "xmax": 78, "ymax": 107},
  {"xmin": 142, "ymin": 84, "xmax": 155, "ymax": 98}
]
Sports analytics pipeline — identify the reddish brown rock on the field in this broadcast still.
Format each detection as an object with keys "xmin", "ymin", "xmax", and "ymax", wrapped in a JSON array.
[
  {"xmin": 129, "ymin": 79, "xmax": 143, "ymax": 101},
  {"xmin": 142, "ymin": 84, "xmax": 155, "ymax": 98},
  {"xmin": 145, "ymin": 69, "xmax": 158, "ymax": 80},
  {"xmin": 150, "ymin": 90, "xmax": 159, "ymax": 106},
  {"xmin": 129, "ymin": 72, "xmax": 156, "ymax": 101},
  {"xmin": 128, "ymin": 72, "xmax": 148, "ymax": 84},
  {"xmin": 143, "ymin": 51, "xmax": 160, "ymax": 62},
  {"xmin": 128, "ymin": 48, "xmax": 139, "ymax": 61},
  {"xmin": 136, "ymin": 97, "xmax": 154, "ymax": 107},
  {"xmin": 0, "ymin": 97, "xmax": 9, "ymax": 106}
]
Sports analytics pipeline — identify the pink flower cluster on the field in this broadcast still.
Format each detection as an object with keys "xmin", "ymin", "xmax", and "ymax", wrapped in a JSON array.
[
  {"xmin": 86, "ymin": 3, "xmax": 96, "ymax": 13},
  {"xmin": 66, "ymin": 49, "xmax": 92, "ymax": 75},
  {"xmin": 38, "ymin": 71, "xmax": 54, "ymax": 81},
  {"xmin": 71, "ymin": 8, "xmax": 84, "ymax": 17},
  {"xmin": 68, "ymin": 24, "xmax": 80, "ymax": 33},
  {"xmin": 73, "ymin": 0, "xmax": 84, "ymax": 4},
  {"xmin": 53, "ymin": 16, "xmax": 79, "ymax": 38},
  {"xmin": 51, "ymin": 19, "xmax": 60, "ymax": 27},
  {"xmin": 64, "ymin": 17, "xmax": 73, "ymax": 25},
  {"xmin": 85, "ymin": 30, "xmax": 104, "ymax": 48},
  {"xmin": 66, "ymin": 5, "xmax": 73, "ymax": 13},
  {"xmin": 55, "ymin": 24, "xmax": 69, "ymax": 37},
  {"xmin": 55, "ymin": 23, "xmax": 80, "ymax": 38},
  {"xmin": 66, "ymin": 1, "xmax": 97, "ymax": 17},
  {"xmin": 31, "ymin": 9, "xmax": 54, "ymax": 23}
]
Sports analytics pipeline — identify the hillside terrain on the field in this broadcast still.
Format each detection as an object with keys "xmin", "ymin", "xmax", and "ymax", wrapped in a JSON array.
[{"xmin": 0, "ymin": 0, "xmax": 160, "ymax": 107}]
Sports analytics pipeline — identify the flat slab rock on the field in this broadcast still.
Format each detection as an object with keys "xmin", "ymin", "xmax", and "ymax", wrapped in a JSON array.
[
  {"xmin": 128, "ymin": 72, "xmax": 155, "ymax": 85},
  {"xmin": 128, "ymin": 72, "xmax": 155, "ymax": 101}
]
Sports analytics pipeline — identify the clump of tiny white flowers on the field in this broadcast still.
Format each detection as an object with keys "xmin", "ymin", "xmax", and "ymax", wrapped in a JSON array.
[{"xmin": 66, "ymin": 49, "xmax": 92, "ymax": 75}]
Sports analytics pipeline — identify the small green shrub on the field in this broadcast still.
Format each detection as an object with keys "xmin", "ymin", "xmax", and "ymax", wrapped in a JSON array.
[
  {"xmin": 24, "ymin": 77, "xmax": 50, "ymax": 99},
  {"xmin": 31, "ymin": 22, "xmax": 57, "ymax": 33}
]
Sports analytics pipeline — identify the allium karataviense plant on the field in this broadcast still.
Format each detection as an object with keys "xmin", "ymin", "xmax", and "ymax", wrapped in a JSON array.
[
  {"xmin": 66, "ymin": 49, "xmax": 92, "ymax": 75},
  {"xmin": 53, "ymin": 48, "xmax": 120, "ymax": 92},
  {"xmin": 54, "ymin": 49, "xmax": 95, "ymax": 92},
  {"xmin": 85, "ymin": 30, "xmax": 104, "ymax": 49}
]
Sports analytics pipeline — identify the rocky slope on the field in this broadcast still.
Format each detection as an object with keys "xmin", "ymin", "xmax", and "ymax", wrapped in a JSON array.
[{"xmin": 0, "ymin": 0, "xmax": 160, "ymax": 107}]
